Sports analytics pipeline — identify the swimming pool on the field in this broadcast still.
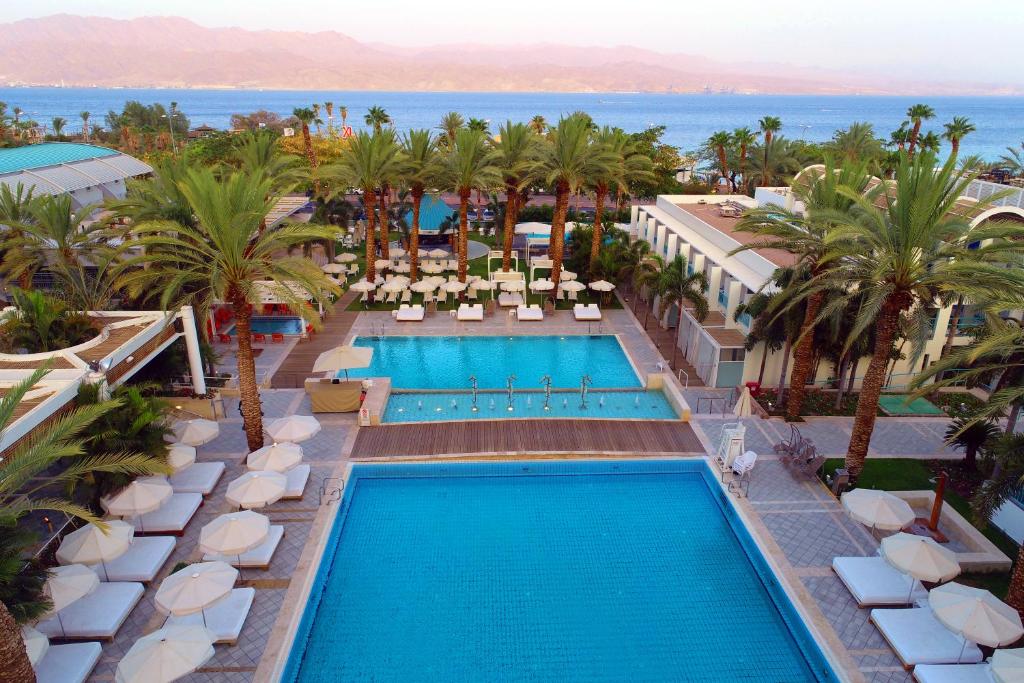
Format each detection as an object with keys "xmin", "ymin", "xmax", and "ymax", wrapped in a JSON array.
[
  {"xmin": 345, "ymin": 335, "xmax": 641, "ymax": 389},
  {"xmin": 228, "ymin": 316, "xmax": 305, "ymax": 336},
  {"xmin": 283, "ymin": 460, "xmax": 836, "ymax": 682}
]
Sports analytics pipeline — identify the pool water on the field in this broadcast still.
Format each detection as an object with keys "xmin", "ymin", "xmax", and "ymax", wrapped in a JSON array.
[
  {"xmin": 345, "ymin": 335, "xmax": 641, "ymax": 389},
  {"xmin": 284, "ymin": 461, "xmax": 835, "ymax": 682},
  {"xmin": 229, "ymin": 316, "xmax": 304, "ymax": 336},
  {"xmin": 383, "ymin": 390, "xmax": 677, "ymax": 422}
]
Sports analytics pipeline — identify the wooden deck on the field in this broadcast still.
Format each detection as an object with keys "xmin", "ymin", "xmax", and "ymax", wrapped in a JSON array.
[
  {"xmin": 270, "ymin": 290, "xmax": 360, "ymax": 388},
  {"xmin": 350, "ymin": 419, "xmax": 705, "ymax": 459}
]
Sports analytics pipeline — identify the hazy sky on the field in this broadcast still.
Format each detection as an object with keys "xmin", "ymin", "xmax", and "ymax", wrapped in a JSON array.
[{"xmin": 9, "ymin": 0, "xmax": 1024, "ymax": 85}]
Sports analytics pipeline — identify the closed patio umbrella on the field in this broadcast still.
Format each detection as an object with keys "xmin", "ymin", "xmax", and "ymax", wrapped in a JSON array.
[
  {"xmin": 56, "ymin": 520, "xmax": 134, "ymax": 580},
  {"xmin": 171, "ymin": 419, "xmax": 220, "ymax": 446},
  {"xmin": 247, "ymin": 442, "xmax": 303, "ymax": 472},
  {"xmin": 155, "ymin": 561, "xmax": 237, "ymax": 618},
  {"xmin": 167, "ymin": 444, "xmax": 196, "ymax": 473},
  {"xmin": 733, "ymin": 386, "xmax": 753, "ymax": 418},
  {"xmin": 265, "ymin": 415, "xmax": 321, "ymax": 442},
  {"xmin": 21, "ymin": 625, "xmax": 48, "ymax": 667},
  {"xmin": 881, "ymin": 532, "xmax": 960, "ymax": 584},
  {"xmin": 929, "ymin": 583, "xmax": 1024, "ymax": 657},
  {"xmin": 115, "ymin": 625, "xmax": 215, "ymax": 683},
  {"xmin": 226, "ymin": 471, "xmax": 287, "ymax": 509},
  {"xmin": 101, "ymin": 476, "xmax": 173, "ymax": 518},
  {"xmin": 841, "ymin": 488, "xmax": 914, "ymax": 532},
  {"xmin": 991, "ymin": 648, "xmax": 1024, "ymax": 683},
  {"xmin": 334, "ymin": 252, "xmax": 358, "ymax": 263},
  {"xmin": 199, "ymin": 511, "xmax": 270, "ymax": 557}
]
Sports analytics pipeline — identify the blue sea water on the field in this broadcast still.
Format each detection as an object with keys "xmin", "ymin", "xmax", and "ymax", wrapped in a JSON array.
[
  {"xmin": 3, "ymin": 87, "xmax": 1023, "ymax": 159},
  {"xmin": 284, "ymin": 460, "xmax": 836, "ymax": 682}
]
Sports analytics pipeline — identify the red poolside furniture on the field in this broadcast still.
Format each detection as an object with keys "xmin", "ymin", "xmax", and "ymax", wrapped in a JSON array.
[
  {"xmin": 271, "ymin": 333, "xmax": 285, "ymax": 343},
  {"xmin": 218, "ymin": 333, "xmax": 232, "ymax": 343},
  {"xmin": 262, "ymin": 304, "xmax": 275, "ymax": 315},
  {"xmin": 305, "ymin": 324, "xmax": 314, "ymax": 336},
  {"xmin": 277, "ymin": 304, "xmax": 290, "ymax": 315},
  {"xmin": 253, "ymin": 333, "xmax": 267, "ymax": 343}
]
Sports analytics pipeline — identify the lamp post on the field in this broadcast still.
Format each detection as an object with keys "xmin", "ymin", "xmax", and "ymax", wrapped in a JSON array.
[{"xmin": 162, "ymin": 104, "xmax": 181, "ymax": 155}]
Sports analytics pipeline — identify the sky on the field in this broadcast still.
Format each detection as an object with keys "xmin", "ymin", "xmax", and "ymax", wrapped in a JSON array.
[{"xmin": 8, "ymin": 0, "xmax": 1024, "ymax": 85}]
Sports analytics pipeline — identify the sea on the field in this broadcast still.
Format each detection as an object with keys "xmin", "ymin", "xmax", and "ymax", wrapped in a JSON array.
[{"xmin": 3, "ymin": 88, "xmax": 1024, "ymax": 160}]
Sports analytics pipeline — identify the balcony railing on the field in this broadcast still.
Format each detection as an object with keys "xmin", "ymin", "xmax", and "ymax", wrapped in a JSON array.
[
  {"xmin": 738, "ymin": 311, "xmax": 752, "ymax": 329},
  {"xmin": 717, "ymin": 289, "xmax": 729, "ymax": 308}
]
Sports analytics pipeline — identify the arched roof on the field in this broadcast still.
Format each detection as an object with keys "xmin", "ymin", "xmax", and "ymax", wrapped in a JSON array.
[{"xmin": 0, "ymin": 142, "xmax": 151, "ymax": 198}]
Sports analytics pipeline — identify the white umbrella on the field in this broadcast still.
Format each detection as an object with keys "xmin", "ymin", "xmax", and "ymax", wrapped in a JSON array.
[
  {"xmin": 428, "ymin": 248, "xmax": 448, "ymax": 259},
  {"xmin": 21, "ymin": 625, "xmax": 48, "ymax": 667},
  {"xmin": 841, "ymin": 488, "xmax": 914, "ymax": 531},
  {"xmin": 991, "ymin": 648, "xmax": 1024, "ymax": 683},
  {"xmin": 374, "ymin": 258, "xmax": 391, "ymax": 270},
  {"xmin": 421, "ymin": 262, "xmax": 444, "ymax": 274},
  {"xmin": 56, "ymin": 520, "xmax": 134, "ymax": 580},
  {"xmin": 156, "ymin": 561, "xmax": 237, "ymax": 617},
  {"xmin": 199, "ymin": 511, "xmax": 269, "ymax": 556},
  {"xmin": 321, "ymin": 262, "xmax": 347, "ymax": 274},
  {"xmin": 560, "ymin": 280, "xmax": 586, "ymax": 292},
  {"xmin": 349, "ymin": 279, "xmax": 378, "ymax": 293},
  {"xmin": 425, "ymin": 276, "xmax": 447, "ymax": 286},
  {"xmin": 441, "ymin": 280, "xmax": 467, "ymax": 293},
  {"xmin": 312, "ymin": 345, "xmax": 373, "ymax": 376},
  {"xmin": 929, "ymin": 582, "xmax": 1024, "ymax": 652},
  {"xmin": 171, "ymin": 419, "xmax": 220, "ymax": 447},
  {"xmin": 334, "ymin": 252, "xmax": 358, "ymax": 263},
  {"xmin": 733, "ymin": 386, "xmax": 753, "ymax": 418},
  {"xmin": 115, "ymin": 625, "xmax": 215, "ymax": 683},
  {"xmin": 501, "ymin": 280, "xmax": 525, "ymax": 292},
  {"xmin": 101, "ymin": 476, "xmax": 173, "ymax": 518},
  {"xmin": 44, "ymin": 564, "xmax": 99, "ymax": 612},
  {"xmin": 167, "ymin": 444, "xmax": 197, "ymax": 473},
  {"xmin": 881, "ymin": 532, "xmax": 960, "ymax": 583},
  {"xmin": 390, "ymin": 247, "xmax": 407, "ymax": 258},
  {"xmin": 559, "ymin": 270, "xmax": 577, "ymax": 281},
  {"xmin": 588, "ymin": 280, "xmax": 616, "ymax": 292},
  {"xmin": 410, "ymin": 280, "xmax": 437, "ymax": 293},
  {"xmin": 416, "ymin": 248, "xmax": 430, "ymax": 257},
  {"xmin": 472, "ymin": 279, "xmax": 495, "ymax": 290},
  {"xmin": 392, "ymin": 262, "xmax": 411, "ymax": 273},
  {"xmin": 380, "ymin": 279, "xmax": 407, "ymax": 293},
  {"xmin": 529, "ymin": 279, "xmax": 555, "ymax": 292},
  {"xmin": 247, "ymin": 442, "xmax": 303, "ymax": 472},
  {"xmin": 226, "ymin": 471, "xmax": 287, "ymax": 509},
  {"xmin": 265, "ymin": 415, "xmax": 321, "ymax": 442}
]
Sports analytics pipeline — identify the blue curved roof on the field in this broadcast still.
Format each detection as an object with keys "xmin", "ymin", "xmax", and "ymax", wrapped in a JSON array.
[
  {"xmin": 405, "ymin": 195, "xmax": 455, "ymax": 234},
  {"xmin": 0, "ymin": 143, "xmax": 120, "ymax": 174}
]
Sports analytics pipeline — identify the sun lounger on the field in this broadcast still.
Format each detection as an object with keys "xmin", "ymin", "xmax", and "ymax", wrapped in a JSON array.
[
  {"xmin": 128, "ymin": 492, "xmax": 202, "ymax": 535},
  {"xmin": 282, "ymin": 464, "xmax": 311, "ymax": 500},
  {"xmin": 573, "ymin": 303, "xmax": 602, "ymax": 321},
  {"xmin": 870, "ymin": 607, "xmax": 983, "ymax": 669},
  {"xmin": 87, "ymin": 535, "xmax": 176, "ymax": 583},
  {"xmin": 457, "ymin": 304, "xmax": 484, "ymax": 321},
  {"xmin": 37, "ymin": 581, "xmax": 144, "ymax": 641},
  {"xmin": 516, "ymin": 305, "xmax": 544, "ymax": 321},
  {"xmin": 203, "ymin": 525, "xmax": 284, "ymax": 569},
  {"xmin": 166, "ymin": 587, "xmax": 255, "ymax": 645},
  {"xmin": 832, "ymin": 556, "xmax": 927, "ymax": 607},
  {"xmin": 393, "ymin": 304, "xmax": 425, "ymax": 322},
  {"xmin": 913, "ymin": 663, "xmax": 995, "ymax": 683},
  {"xmin": 34, "ymin": 642, "xmax": 102, "ymax": 683},
  {"xmin": 169, "ymin": 461, "xmax": 226, "ymax": 496}
]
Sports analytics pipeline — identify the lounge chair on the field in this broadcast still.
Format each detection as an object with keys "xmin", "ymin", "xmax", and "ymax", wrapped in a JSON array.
[
  {"xmin": 568, "ymin": 289, "xmax": 579, "ymax": 301},
  {"xmin": 456, "ymin": 304, "xmax": 484, "ymax": 321},
  {"xmin": 913, "ymin": 663, "xmax": 995, "ymax": 683},
  {"xmin": 384, "ymin": 290, "xmax": 398, "ymax": 304},
  {"xmin": 446, "ymin": 259, "xmax": 458, "ymax": 271},
  {"xmin": 870, "ymin": 607, "xmax": 984, "ymax": 669},
  {"xmin": 282, "ymin": 464, "xmax": 311, "ymax": 500},
  {"xmin": 127, "ymin": 492, "xmax": 202, "ymax": 535},
  {"xmin": 832, "ymin": 556, "xmax": 928, "ymax": 607},
  {"xmin": 169, "ymin": 461, "xmax": 226, "ymax": 496},
  {"xmin": 166, "ymin": 587, "xmax": 255, "ymax": 645},
  {"xmin": 393, "ymin": 304, "xmax": 425, "ymax": 322},
  {"xmin": 401, "ymin": 289, "xmax": 412, "ymax": 303},
  {"xmin": 573, "ymin": 303, "xmax": 602, "ymax": 321},
  {"xmin": 203, "ymin": 525, "xmax": 284, "ymax": 570},
  {"xmin": 516, "ymin": 305, "xmax": 544, "ymax": 321},
  {"xmin": 87, "ymin": 535, "xmax": 176, "ymax": 583},
  {"xmin": 34, "ymin": 642, "xmax": 102, "ymax": 683},
  {"xmin": 37, "ymin": 581, "xmax": 144, "ymax": 641}
]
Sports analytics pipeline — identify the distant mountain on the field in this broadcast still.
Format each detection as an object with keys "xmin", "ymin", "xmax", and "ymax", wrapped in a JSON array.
[{"xmin": 0, "ymin": 14, "xmax": 1014, "ymax": 95}]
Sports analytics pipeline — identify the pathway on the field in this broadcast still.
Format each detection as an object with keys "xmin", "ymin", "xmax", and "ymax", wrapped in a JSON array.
[{"xmin": 269, "ymin": 290, "xmax": 359, "ymax": 389}]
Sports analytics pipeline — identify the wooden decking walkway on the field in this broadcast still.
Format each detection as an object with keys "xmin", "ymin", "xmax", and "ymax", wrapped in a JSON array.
[
  {"xmin": 270, "ymin": 290, "xmax": 360, "ymax": 388},
  {"xmin": 350, "ymin": 419, "xmax": 705, "ymax": 459}
]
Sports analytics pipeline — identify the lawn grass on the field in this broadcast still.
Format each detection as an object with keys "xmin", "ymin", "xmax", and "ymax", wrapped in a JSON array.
[{"xmin": 823, "ymin": 457, "xmax": 1016, "ymax": 598}]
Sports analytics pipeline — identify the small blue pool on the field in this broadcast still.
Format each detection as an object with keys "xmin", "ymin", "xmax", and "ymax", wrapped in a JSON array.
[
  {"xmin": 229, "ymin": 316, "xmax": 304, "ymax": 336},
  {"xmin": 283, "ymin": 460, "xmax": 836, "ymax": 682},
  {"xmin": 383, "ymin": 390, "xmax": 677, "ymax": 422},
  {"xmin": 345, "ymin": 335, "xmax": 641, "ymax": 389}
]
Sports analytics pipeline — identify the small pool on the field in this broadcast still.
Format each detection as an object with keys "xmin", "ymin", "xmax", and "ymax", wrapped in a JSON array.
[
  {"xmin": 383, "ymin": 389, "xmax": 677, "ymax": 422},
  {"xmin": 345, "ymin": 335, "xmax": 641, "ymax": 389},
  {"xmin": 283, "ymin": 460, "xmax": 836, "ymax": 682},
  {"xmin": 229, "ymin": 316, "xmax": 304, "ymax": 336}
]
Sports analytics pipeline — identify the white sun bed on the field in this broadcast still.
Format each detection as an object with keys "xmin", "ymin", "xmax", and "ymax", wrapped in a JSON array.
[
  {"xmin": 832, "ymin": 556, "xmax": 928, "ymax": 607},
  {"xmin": 37, "ymin": 581, "xmax": 144, "ymax": 641},
  {"xmin": 34, "ymin": 642, "xmax": 102, "ymax": 683},
  {"xmin": 203, "ymin": 525, "xmax": 284, "ymax": 569},
  {"xmin": 914, "ymin": 663, "xmax": 994, "ymax": 683},
  {"xmin": 515, "ymin": 305, "xmax": 544, "ymax": 321},
  {"xmin": 393, "ymin": 304, "xmax": 425, "ymax": 322},
  {"xmin": 169, "ymin": 461, "xmax": 226, "ymax": 495},
  {"xmin": 128, "ymin": 492, "xmax": 202, "ymax": 535},
  {"xmin": 166, "ymin": 587, "xmax": 255, "ymax": 645},
  {"xmin": 282, "ymin": 464, "xmax": 311, "ymax": 500},
  {"xmin": 88, "ymin": 535, "xmax": 176, "ymax": 583},
  {"xmin": 456, "ymin": 303, "xmax": 484, "ymax": 321},
  {"xmin": 573, "ymin": 303, "xmax": 602, "ymax": 321},
  {"xmin": 497, "ymin": 293, "xmax": 524, "ymax": 307},
  {"xmin": 870, "ymin": 607, "xmax": 984, "ymax": 669}
]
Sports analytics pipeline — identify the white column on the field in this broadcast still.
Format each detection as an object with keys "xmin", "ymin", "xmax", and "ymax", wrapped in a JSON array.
[
  {"xmin": 692, "ymin": 253, "xmax": 706, "ymax": 276},
  {"xmin": 708, "ymin": 266, "xmax": 723, "ymax": 310},
  {"xmin": 655, "ymin": 224, "xmax": 666, "ymax": 256},
  {"xmin": 725, "ymin": 280, "xmax": 744, "ymax": 329},
  {"xmin": 665, "ymin": 234, "xmax": 678, "ymax": 262},
  {"xmin": 645, "ymin": 217, "xmax": 656, "ymax": 244},
  {"xmin": 678, "ymin": 241, "xmax": 690, "ymax": 264},
  {"xmin": 87, "ymin": 371, "xmax": 111, "ymax": 400},
  {"xmin": 630, "ymin": 206, "xmax": 640, "ymax": 238},
  {"xmin": 180, "ymin": 305, "xmax": 208, "ymax": 395}
]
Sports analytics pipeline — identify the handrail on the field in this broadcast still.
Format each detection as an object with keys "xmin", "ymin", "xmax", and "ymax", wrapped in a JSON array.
[{"xmin": 677, "ymin": 368, "xmax": 689, "ymax": 388}]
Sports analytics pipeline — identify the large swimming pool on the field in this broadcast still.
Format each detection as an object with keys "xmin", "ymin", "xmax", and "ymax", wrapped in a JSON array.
[
  {"xmin": 283, "ymin": 460, "xmax": 836, "ymax": 682},
  {"xmin": 345, "ymin": 335, "xmax": 642, "ymax": 389}
]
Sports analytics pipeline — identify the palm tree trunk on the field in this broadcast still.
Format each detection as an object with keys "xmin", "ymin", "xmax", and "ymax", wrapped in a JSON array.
[
  {"xmin": 786, "ymin": 290, "xmax": 824, "ymax": 420},
  {"xmin": 457, "ymin": 189, "xmax": 470, "ymax": 284},
  {"xmin": 834, "ymin": 353, "xmax": 850, "ymax": 410},
  {"xmin": 0, "ymin": 599, "xmax": 33, "ymax": 683},
  {"xmin": 942, "ymin": 296, "xmax": 963, "ymax": 359},
  {"xmin": 501, "ymin": 185, "xmax": 518, "ymax": 272},
  {"xmin": 364, "ymin": 189, "xmax": 377, "ymax": 302},
  {"xmin": 909, "ymin": 121, "xmax": 922, "ymax": 156},
  {"xmin": 549, "ymin": 181, "xmax": 570, "ymax": 301},
  {"xmin": 846, "ymin": 300, "xmax": 904, "ymax": 478},
  {"xmin": 378, "ymin": 188, "xmax": 390, "ymax": 260},
  {"xmin": 1007, "ymin": 544, "xmax": 1024, "ymax": 613},
  {"xmin": 757, "ymin": 343, "xmax": 768, "ymax": 384},
  {"xmin": 231, "ymin": 298, "xmax": 264, "ymax": 452},
  {"xmin": 410, "ymin": 187, "xmax": 423, "ymax": 282},
  {"xmin": 301, "ymin": 124, "xmax": 320, "ymax": 196},
  {"xmin": 590, "ymin": 186, "xmax": 607, "ymax": 277},
  {"xmin": 776, "ymin": 338, "xmax": 793, "ymax": 409}
]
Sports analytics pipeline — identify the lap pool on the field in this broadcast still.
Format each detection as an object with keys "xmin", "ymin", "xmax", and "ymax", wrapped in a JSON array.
[{"xmin": 283, "ymin": 460, "xmax": 836, "ymax": 682}]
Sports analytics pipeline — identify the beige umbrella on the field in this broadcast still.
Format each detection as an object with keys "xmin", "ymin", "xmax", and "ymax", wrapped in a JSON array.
[
  {"xmin": 56, "ymin": 520, "xmax": 134, "ymax": 580},
  {"xmin": 115, "ymin": 624, "xmax": 215, "ymax": 683},
  {"xmin": 380, "ymin": 279, "xmax": 407, "ymax": 293},
  {"xmin": 991, "ymin": 648, "xmax": 1024, "ymax": 683},
  {"xmin": 349, "ymin": 279, "xmax": 378, "ymax": 293},
  {"xmin": 529, "ymin": 279, "xmax": 555, "ymax": 292},
  {"xmin": 265, "ymin": 415, "xmax": 321, "ymax": 442},
  {"xmin": 560, "ymin": 280, "xmax": 586, "ymax": 292},
  {"xmin": 733, "ymin": 386, "xmax": 753, "ymax": 418},
  {"xmin": 156, "ymin": 561, "xmax": 237, "ymax": 617},
  {"xmin": 881, "ymin": 532, "xmax": 960, "ymax": 583},
  {"xmin": 167, "ymin": 444, "xmax": 197, "ymax": 473},
  {"xmin": 334, "ymin": 252, "xmax": 358, "ymax": 263},
  {"xmin": 171, "ymin": 419, "xmax": 220, "ymax": 446},
  {"xmin": 416, "ymin": 248, "xmax": 430, "ymax": 258},
  {"xmin": 199, "ymin": 511, "xmax": 270, "ymax": 557},
  {"xmin": 392, "ymin": 262, "xmax": 411, "ymax": 274},
  {"xmin": 410, "ymin": 280, "xmax": 437, "ymax": 293},
  {"xmin": 321, "ymin": 262, "xmax": 347, "ymax": 274},
  {"xmin": 588, "ymin": 280, "xmax": 616, "ymax": 292},
  {"xmin": 247, "ymin": 442, "xmax": 303, "ymax": 472},
  {"xmin": 226, "ymin": 471, "xmax": 287, "ymax": 509},
  {"xmin": 373, "ymin": 258, "xmax": 391, "ymax": 270},
  {"xmin": 559, "ymin": 270, "xmax": 578, "ymax": 281},
  {"xmin": 501, "ymin": 280, "xmax": 525, "ymax": 292},
  {"xmin": 44, "ymin": 563, "xmax": 100, "ymax": 637},
  {"xmin": 841, "ymin": 488, "xmax": 914, "ymax": 531},
  {"xmin": 312, "ymin": 345, "xmax": 373, "ymax": 377},
  {"xmin": 441, "ymin": 280, "xmax": 467, "ymax": 293},
  {"xmin": 390, "ymin": 247, "xmax": 407, "ymax": 258},
  {"xmin": 420, "ymin": 262, "xmax": 443, "ymax": 274},
  {"xmin": 930, "ymin": 582, "xmax": 1024, "ymax": 653},
  {"xmin": 101, "ymin": 476, "xmax": 173, "ymax": 519},
  {"xmin": 21, "ymin": 625, "xmax": 48, "ymax": 667},
  {"xmin": 427, "ymin": 248, "xmax": 448, "ymax": 259}
]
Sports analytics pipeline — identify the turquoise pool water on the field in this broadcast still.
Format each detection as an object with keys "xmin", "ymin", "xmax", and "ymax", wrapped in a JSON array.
[
  {"xmin": 383, "ymin": 390, "xmax": 677, "ymax": 422},
  {"xmin": 284, "ymin": 461, "xmax": 835, "ymax": 682},
  {"xmin": 229, "ymin": 316, "xmax": 304, "ymax": 336},
  {"xmin": 345, "ymin": 335, "xmax": 641, "ymax": 389}
]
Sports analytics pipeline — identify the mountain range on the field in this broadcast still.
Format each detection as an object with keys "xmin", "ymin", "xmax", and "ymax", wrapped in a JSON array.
[{"xmin": 0, "ymin": 14, "xmax": 1016, "ymax": 95}]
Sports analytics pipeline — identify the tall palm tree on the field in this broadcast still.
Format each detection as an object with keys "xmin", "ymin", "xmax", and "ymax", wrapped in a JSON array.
[
  {"xmin": 116, "ymin": 168, "xmax": 340, "ymax": 450},
  {"xmin": 905, "ymin": 103, "xmax": 936, "ymax": 155},
  {"xmin": 918, "ymin": 131, "xmax": 941, "ymax": 155},
  {"xmin": 0, "ymin": 182, "xmax": 37, "ymax": 289},
  {"xmin": 79, "ymin": 111, "xmax": 90, "ymax": 141},
  {"xmin": 292, "ymin": 107, "xmax": 321, "ymax": 194},
  {"xmin": 706, "ymin": 131, "xmax": 732, "ymax": 191},
  {"xmin": 999, "ymin": 143, "xmax": 1024, "ymax": 176},
  {"xmin": 5, "ymin": 195, "xmax": 106, "ymax": 287},
  {"xmin": 732, "ymin": 127, "xmax": 758, "ymax": 193},
  {"xmin": 339, "ymin": 106, "xmax": 348, "ymax": 131},
  {"xmin": 529, "ymin": 115, "xmax": 548, "ymax": 136},
  {"xmin": 51, "ymin": 116, "xmax": 67, "ymax": 138},
  {"xmin": 656, "ymin": 255, "xmax": 709, "ymax": 368},
  {"xmin": 324, "ymin": 101, "xmax": 334, "ymax": 135},
  {"xmin": 438, "ymin": 111, "xmax": 464, "ymax": 148},
  {"xmin": 758, "ymin": 116, "xmax": 782, "ymax": 185},
  {"xmin": 539, "ymin": 115, "xmax": 616, "ymax": 294},
  {"xmin": 890, "ymin": 123, "xmax": 911, "ymax": 151},
  {"xmin": 819, "ymin": 152, "xmax": 1024, "ymax": 478},
  {"xmin": 942, "ymin": 116, "xmax": 975, "ymax": 156},
  {"xmin": 400, "ymin": 129, "xmax": 444, "ymax": 281},
  {"xmin": 311, "ymin": 103, "xmax": 322, "ymax": 135},
  {"xmin": 492, "ymin": 121, "xmax": 540, "ymax": 272},
  {"xmin": 233, "ymin": 131, "xmax": 305, "ymax": 242},
  {"xmin": 826, "ymin": 122, "xmax": 884, "ymax": 163},
  {"xmin": 444, "ymin": 128, "xmax": 500, "ymax": 284},
  {"xmin": 466, "ymin": 118, "xmax": 490, "ymax": 134},
  {"xmin": 365, "ymin": 106, "xmax": 391, "ymax": 133},
  {"xmin": 745, "ymin": 137, "xmax": 802, "ymax": 188}
]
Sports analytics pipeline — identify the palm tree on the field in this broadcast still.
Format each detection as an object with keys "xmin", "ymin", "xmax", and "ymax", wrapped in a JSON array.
[
  {"xmin": 5, "ymin": 195, "xmax": 106, "ymax": 288},
  {"xmin": 466, "ymin": 118, "xmax": 490, "ymax": 135},
  {"xmin": 820, "ymin": 152, "xmax": 1024, "ymax": 479},
  {"xmin": 311, "ymin": 103, "xmax": 322, "ymax": 135},
  {"xmin": 918, "ymin": 131, "xmax": 941, "ymax": 155},
  {"xmin": 732, "ymin": 127, "xmax": 758, "ymax": 193},
  {"xmin": 529, "ymin": 115, "xmax": 548, "ymax": 136},
  {"xmin": 233, "ymin": 131, "xmax": 304, "ymax": 241},
  {"xmin": 826, "ymin": 122, "xmax": 884, "ymax": 163},
  {"xmin": 292, "ymin": 107, "xmax": 321, "ymax": 194},
  {"xmin": 656, "ymin": 255, "xmax": 709, "ymax": 368},
  {"xmin": 51, "ymin": 116, "xmax": 67, "ymax": 138},
  {"xmin": 906, "ymin": 103, "xmax": 936, "ymax": 155},
  {"xmin": 942, "ymin": 116, "xmax": 975, "ymax": 157},
  {"xmin": 0, "ymin": 101, "xmax": 8, "ymax": 140},
  {"xmin": 706, "ymin": 131, "xmax": 732, "ymax": 191},
  {"xmin": 339, "ymin": 106, "xmax": 348, "ymax": 131},
  {"xmin": 492, "ymin": 121, "xmax": 540, "ymax": 272},
  {"xmin": 116, "ymin": 168, "xmax": 340, "ymax": 450},
  {"xmin": 365, "ymin": 106, "xmax": 391, "ymax": 133},
  {"xmin": 444, "ymin": 128, "xmax": 500, "ymax": 284},
  {"xmin": 438, "ymin": 112, "xmax": 464, "ymax": 147},
  {"xmin": 80, "ymin": 111, "xmax": 90, "ymax": 141},
  {"xmin": 745, "ymin": 137, "xmax": 802, "ymax": 188},
  {"xmin": 758, "ymin": 116, "xmax": 782, "ymax": 185},
  {"xmin": 0, "ymin": 182, "xmax": 37, "ymax": 289},
  {"xmin": 890, "ymin": 123, "xmax": 911, "ymax": 151},
  {"xmin": 400, "ymin": 129, "xmax": 444, "ymax": 281},
  {"xmin": 324, "ymin": 101, "xmax": 334, "ymax": 135}
]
